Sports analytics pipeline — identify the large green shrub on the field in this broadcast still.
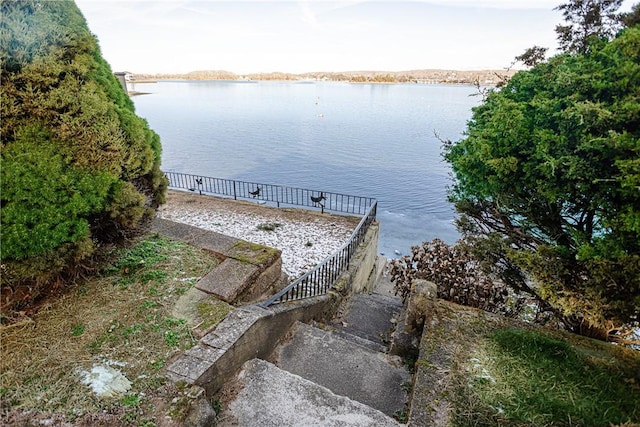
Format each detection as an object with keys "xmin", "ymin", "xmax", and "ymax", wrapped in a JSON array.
[
  {"xmin": 1, "ymin": 0, "xmax": 167, "ymax": 308},
  {"xmin": 444, "ymin": 26, "xmax": 640, "ymax": 335}
]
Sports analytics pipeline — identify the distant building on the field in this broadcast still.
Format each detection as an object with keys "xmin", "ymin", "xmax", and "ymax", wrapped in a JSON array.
[{"xmin": 113, "ymin": 71, "xmax": 132, "ymax": 93}]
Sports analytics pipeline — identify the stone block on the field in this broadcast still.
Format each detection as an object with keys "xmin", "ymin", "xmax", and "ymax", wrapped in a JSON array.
[
  {"xmin": 406, "ymin": 279, "xmax": 437, "ymax": 336},
  {"xmin": 200, "ymin": 307, "xmax": 266, "ymax": 350},
  {"xmin": 151, "ymin": 219, "xmax": 205, "ymax": 243},
  {"xmin": 195, "ymin": 258, "xmax": 260, "ymax": 302},
  {"xmin": 225, "ymin": 240, "xmax": 281, "ymax": 268},
  {"xmin": 237, "ymin": 257, "xmax": 283, "ymax": 303},
  {"xmin": 189, "ymin": 230, "xmax": 238, "ymax": 256},
  {"xmin": 166, "ymin": 353, "xmax": 217, "ymax": 384}
]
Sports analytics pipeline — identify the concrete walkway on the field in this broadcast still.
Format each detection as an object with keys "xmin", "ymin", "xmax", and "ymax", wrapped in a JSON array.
[{"xmin": 218, "ymin": 274, "xmax": 409, "ymax": 425}]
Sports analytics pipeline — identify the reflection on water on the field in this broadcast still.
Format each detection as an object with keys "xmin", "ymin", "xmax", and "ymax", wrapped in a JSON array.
[{"xmin": 131, "ymin": 80, "xmax": 479, "ymax": 257}]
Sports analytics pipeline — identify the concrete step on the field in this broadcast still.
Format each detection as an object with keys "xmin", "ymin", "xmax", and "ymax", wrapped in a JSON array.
[
  {"xmin": 272, "ymin": 321, "xmax": 410, "ymax": 418},
  {"xmin": 328, "ymin": 326, "xmax": 388, "ymax": 353},
  {"xmin": 330, "ymin": 292, "xmax": 403, "ymax": 350},
  {"xmin": 218, "ymin": 359, "xmax": 400, "ymax": 427}
]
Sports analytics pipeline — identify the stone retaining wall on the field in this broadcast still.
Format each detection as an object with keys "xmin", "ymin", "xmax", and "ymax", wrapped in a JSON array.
[{"xmin": 165, "ymin": 222, "xmax": 382, "ymax": 397}]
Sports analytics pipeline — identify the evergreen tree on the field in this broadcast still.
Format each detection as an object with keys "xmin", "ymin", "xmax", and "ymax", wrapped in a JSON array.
[
  {"xmin": 444, "ymin": 14, "xmax": 640, "ymax": 336},
  {"xmin": 1, "ymin": 0, "xmax": 167, "ymax": 308}
]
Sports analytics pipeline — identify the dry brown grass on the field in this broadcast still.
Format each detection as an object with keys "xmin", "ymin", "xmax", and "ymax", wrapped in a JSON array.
[{"xmin": 1, "ymin": 234, "xmax": 223, "ymax": 425}]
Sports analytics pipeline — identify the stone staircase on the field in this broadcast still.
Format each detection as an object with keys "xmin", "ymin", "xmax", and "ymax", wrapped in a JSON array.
[{"xmin": 217, "ymin": 276, "xmax": 410, "ymax": 426}]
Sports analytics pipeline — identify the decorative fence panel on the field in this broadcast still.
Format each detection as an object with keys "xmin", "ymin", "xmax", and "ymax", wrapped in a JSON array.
[{"xmin": 164, "ymin": 171, "xmax": 375, "ymax": 216}]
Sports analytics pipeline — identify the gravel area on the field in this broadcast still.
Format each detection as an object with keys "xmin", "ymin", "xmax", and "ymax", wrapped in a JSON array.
[{"xmin": 157, "ymin": 190, "xmax": 359, "ymax": 280}]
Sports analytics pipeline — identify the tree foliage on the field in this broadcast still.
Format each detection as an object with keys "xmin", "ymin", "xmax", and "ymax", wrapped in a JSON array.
[
  {"xmin": 1, "ymin": 0, "xmax": 167, "ymax": 308},
  {"xmin": 555, "ymin": 0, "xmax": 624, "ymax": 53},
  {"xmin": 442, "ymin": 21, "xmax": 640, "ymax": 336}
]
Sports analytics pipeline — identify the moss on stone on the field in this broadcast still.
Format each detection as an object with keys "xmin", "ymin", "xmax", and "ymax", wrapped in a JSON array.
[
  {"xmin": 196, "ymin": 299, "xmax": 233, "ymax": 332},
  {"xmin": 228, "ymin": 240, "xmax": 280, "ymax": 267}
]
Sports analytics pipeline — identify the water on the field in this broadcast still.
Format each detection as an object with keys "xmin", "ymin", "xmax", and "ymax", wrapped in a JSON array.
[{"xmin": 130, "ymin": 80, "xmax": 480, "ymax": 258}]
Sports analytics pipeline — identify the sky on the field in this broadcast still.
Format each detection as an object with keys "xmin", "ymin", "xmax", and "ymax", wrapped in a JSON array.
[{"xmin": 74, "ymin": 0, "xmax": 637, "ymax": 75}]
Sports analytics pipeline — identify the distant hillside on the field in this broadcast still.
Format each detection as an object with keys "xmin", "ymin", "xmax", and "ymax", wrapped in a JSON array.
[{"xmin": 133, "ymin": 68, "xmax": 517, "ymax": 86}]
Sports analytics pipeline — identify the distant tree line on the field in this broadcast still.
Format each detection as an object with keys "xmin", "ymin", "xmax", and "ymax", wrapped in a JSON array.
[{"xmin": 133, "ymin": 69, "xmax": 516, "ymax": 86}]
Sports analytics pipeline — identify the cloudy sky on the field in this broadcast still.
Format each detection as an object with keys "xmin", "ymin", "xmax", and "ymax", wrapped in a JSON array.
[{"xmin": 74, "ymin": 0, "xmax": 636, "ymax": 74}]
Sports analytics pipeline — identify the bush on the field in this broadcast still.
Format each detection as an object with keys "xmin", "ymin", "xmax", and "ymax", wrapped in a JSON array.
[
  {"xmin": 388, "ymin": 239, "xmax": 531, "ymax": 319},
  {"xmin": 1, "ymin": 0, "xmax": 167, "ymax": 311}
]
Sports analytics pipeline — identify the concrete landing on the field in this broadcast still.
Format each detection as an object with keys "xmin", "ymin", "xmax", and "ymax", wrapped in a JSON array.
[
  {"xmin": 273, "ymin": 321, "xmax": 410, "ymax": 417},
  {"xmin": 150, "ymin": 218, "xmax": 283, "ymax": 303},
  {"xmin": 220, "ymin": 358, "xmax": 400, "ymax": 427}
]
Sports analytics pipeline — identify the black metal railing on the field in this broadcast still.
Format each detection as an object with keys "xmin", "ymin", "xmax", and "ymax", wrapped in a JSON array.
[
  {"xmin": 164, "ymin": 171, "xmax": 378, "ymax": 307},
  {"xmin": 257, "ymin": 201, "xmax": 377, "ymax": 308},
  {"xmin": 165, "ymin": 171, "xmax": 376, "ymax": 215}
]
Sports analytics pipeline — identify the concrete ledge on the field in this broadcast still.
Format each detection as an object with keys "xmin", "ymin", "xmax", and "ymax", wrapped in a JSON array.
[
  {"xmin": 351, "ymin": 222, "xmax": 381, "ymax": 294},
  {"xmin": 333, "ymin": 222, "xmax": 380, "ymax": 296},
  {"xmin": 188, "ymin": 230, "xmax": 238, "ymax": 255},
  {"xmin": 151, "ymin": 218, "xmax": 283, "ymax": 305},
  {"xmin": 226, "ymin": 240, "xmax": 281, "ymax": 268},
  {"xmin": 166, "ymin": 296, "xmax": 336, "ymax": 396},
  {"xmin": 236, "ymin": 259, "xmax": 285, "ymax": 304},
  {"xmin": 150, "ymin": 219, "xmax": 206, "ymax": 243}
]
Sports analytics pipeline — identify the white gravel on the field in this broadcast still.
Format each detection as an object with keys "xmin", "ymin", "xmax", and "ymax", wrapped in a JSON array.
[{"xmin": 157, "ymin": 206, "xmax": 354, "ymax": 281}]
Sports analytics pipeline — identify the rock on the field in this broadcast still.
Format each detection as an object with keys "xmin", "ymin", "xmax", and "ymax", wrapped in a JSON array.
[
  {"xmin": 78, "ymin": 364, "xmax": 131, "ymax": 398},
  {"xmin": 405, "ymin": 280, "xmax": 437, "ymax": 336},
  {"xmin": 183, "ymin": 396, "xmax": 217, "ymax": 427}
]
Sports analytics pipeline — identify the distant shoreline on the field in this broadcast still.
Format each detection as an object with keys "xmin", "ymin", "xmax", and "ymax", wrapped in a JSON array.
[{"xmin": 128, "ymin": 68, "xmax": 516, "ymax": 87}]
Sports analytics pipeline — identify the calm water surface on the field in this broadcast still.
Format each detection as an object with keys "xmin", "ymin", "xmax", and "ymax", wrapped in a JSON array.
[{"xmin": 130, "ymin": 80, "xmax": 480, "ymax": 257}]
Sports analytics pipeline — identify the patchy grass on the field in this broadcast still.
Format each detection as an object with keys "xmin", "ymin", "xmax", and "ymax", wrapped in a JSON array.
[
  {"xmin": 413, "ymin": 301, "xmax": 640, "ymax": 427},
  {"xmin": 0, "ymin": 234, "xmax": 222, "ymax": 425},
  {"xmin": 466, "ymin": 329, "xmax": 640, "ymax": 426}
]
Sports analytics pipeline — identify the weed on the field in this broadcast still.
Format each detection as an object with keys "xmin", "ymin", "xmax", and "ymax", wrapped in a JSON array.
[
  {"xmin": 120, "ymin": 393, "xmax": 141, "ymax": 407},
  {"xmin": 211, "ymin": 399, "xmax": 223, "ymax": 414},
  {"xmin": 141, "ymin": 300, "xmax": 158, "ymax": 309},
  {"xmin": 164, "ymin": 331, "xmax": 180, "ymax": 347},
  {"xmin": 123, "ymin": 411, "xmax": 138, "ymax": 423},
  {"xmin": 394, "ymin": 409, "xmax": 408, "ymax": 423},
  {"xmin": 71, "ymin": 324, "xmax": 85, "ymax": 337},
  {"xmin": 148, "ymin": 359, "xmax": 165, "ymax": 370},
  {"xmin": 142, "ymin": 270, "xmax": 168, "ymax": 284},
  {"xmin": 256, "ymin": 222, "xmax": 282, "ymax": 231},
  {"xmin": 123, "ymin": 324, "xmax": 143, "ymax": 338}
]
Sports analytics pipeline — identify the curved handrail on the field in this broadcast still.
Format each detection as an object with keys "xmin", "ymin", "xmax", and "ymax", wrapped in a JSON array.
[{"xmin": 258, "ymin": 201, "xmax": 377, "ymax": 307}]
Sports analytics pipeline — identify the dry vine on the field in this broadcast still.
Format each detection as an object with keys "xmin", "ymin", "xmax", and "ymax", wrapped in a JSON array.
[{"xmin": 388, "ymin": 238, "xmax": 527, "ymax": 318}]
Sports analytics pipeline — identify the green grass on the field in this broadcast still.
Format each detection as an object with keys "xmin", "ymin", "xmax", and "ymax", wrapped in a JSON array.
[
  {"xmin": 415, "ymin": 301, "xmax": 640, "ymax": 427},
  {"xmin": 459, "ymin": 328, "xmax": 640, "ymax": 426},
  {"xmin": 1, "ymin": 233, "xmax": 222, "ymax": 425}
]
